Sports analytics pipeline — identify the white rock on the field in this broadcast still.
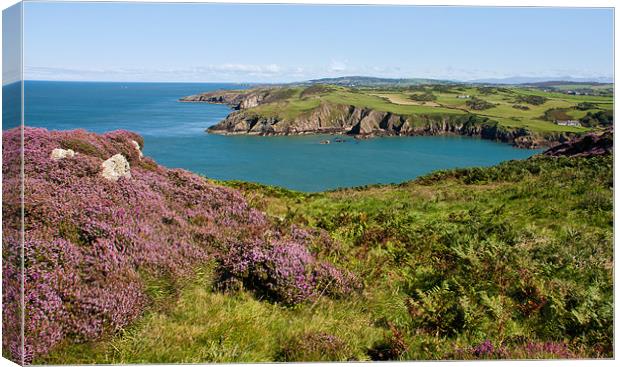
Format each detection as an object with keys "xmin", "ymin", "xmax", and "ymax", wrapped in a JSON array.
[
  {"xmin": 130, "ymin": 140, "xmax": 143, "ymax": 159},
  {"xmin": 51, "ymin": 148, "xmax": 76, "ymax": 160},
  {"xmin": 101, "ymin": 154, "xmax": 131, "ymax": 181}
]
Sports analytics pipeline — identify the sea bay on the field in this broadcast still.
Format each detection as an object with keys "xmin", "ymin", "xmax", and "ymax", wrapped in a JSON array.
[{"xmin": 15, "ymin": 80, "xmax": 540, "ymax": 192}]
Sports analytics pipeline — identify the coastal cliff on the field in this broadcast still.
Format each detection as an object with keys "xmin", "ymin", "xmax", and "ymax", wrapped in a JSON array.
[{"xmin": 182, "ymin": 89, "xmax": 573, "ymax": 149}]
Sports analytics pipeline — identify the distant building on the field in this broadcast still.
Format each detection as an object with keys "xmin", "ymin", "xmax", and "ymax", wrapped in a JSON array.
[
  {"xmin": 555, "ymin": 120, "xmax": 582, "ymax": 127},
  {"xmin": 457, "ymin": 95, "xmax": 470, "ymax": 99}
]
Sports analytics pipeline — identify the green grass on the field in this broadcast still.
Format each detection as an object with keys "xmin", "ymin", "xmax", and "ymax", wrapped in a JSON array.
[
  {"xmin": 42, "ymin": 154, "xmax": 613, "ymax": 362},
  {"xmin": 238, "ymin": 84, "xmax": 612, "ymax": 135}
]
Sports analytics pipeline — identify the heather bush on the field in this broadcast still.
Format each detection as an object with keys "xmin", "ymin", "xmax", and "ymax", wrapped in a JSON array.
[
  {"xmin": 276, "ymin": 331, "xmax": 354, "ymax": 361},
  {"xmin": 2, "ymin": 127, "xmax": 357, "ymax": 363},
  {"xmin": 215, "ymin": 238, "xmax": 359, "ymax": 305},
  {"xmin": 447, "ymin": 339, "xmax": 575, "ymax": 359}
]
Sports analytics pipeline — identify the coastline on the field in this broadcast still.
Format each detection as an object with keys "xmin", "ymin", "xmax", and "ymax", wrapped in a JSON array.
[{"xmin": 181, "ymin": 89, "xmax": 580, "ymax": 149}]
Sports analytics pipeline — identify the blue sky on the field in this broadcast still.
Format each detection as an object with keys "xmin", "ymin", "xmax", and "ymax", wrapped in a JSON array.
[
  {"xmin": 3, "ymin": 2, "xmax": 21, "ymax": 84},
  {"xmin": 17, "ymin": 2, "xmax": 615, "ymax": 82}
]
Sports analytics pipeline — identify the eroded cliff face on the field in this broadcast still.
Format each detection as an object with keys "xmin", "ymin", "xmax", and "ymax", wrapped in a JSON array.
[
  {"xmin": 543, "ymin": 128, "xmax": 612, "ymax": 157},
  {"xmin": 180, "ymin": 90, "xmax": 262, "ymax": 109},
  {"xmin": 180, "ymin": 88, "xmax": 289, "ymax": 110},
  {"xmin": 184, "ymin": 90, "xmax": 573, "ymax": 149},
  {"xmin": 207, "ymin": 103, "xmax": 570, "ymax": 148}
]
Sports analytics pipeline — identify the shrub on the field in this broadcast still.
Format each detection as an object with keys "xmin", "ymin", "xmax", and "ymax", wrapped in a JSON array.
[
  {"xmin": 367, "ymin": 324, "xmax": 408, "ymax": 361},
  {"xmin": 575, "ymin": 102, "xmax": 597, "ymax": 111},
  {"xmin": 215, "ymin": 239, "xmax": 359, "ymax": 305},
  {"xmin": 516, "ymin": 94, "xmax": 547, "ymax": 105},
  {"xmin": 580, "ymin": 110, "xmax": 613, "ymax": 127},
  {"xmin": 60, "ymin": 138, "xmax": 103, "ymax": 158},
  {"xmin": 448, "ymin": 340, "xmax": 575, "ymax": 359},
  {"xmin": 465, "ymin": 97, "xmax": 495, "ymax": 110},
  {"xmin": 410, "ymin": 92, "xmax": 437, "ymax": 102}
]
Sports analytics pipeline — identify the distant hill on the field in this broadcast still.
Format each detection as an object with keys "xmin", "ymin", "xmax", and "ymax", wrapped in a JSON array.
[
  {"xmin": 521, "ymin": 80, "xmax": 613, "ymax": 88},
  {"xmin": 304, "ymin": 76, "xmax": 452, "ymax": 87},
  {"xmin": 296, "ymin": 75, "xmax": 613, "ymax": 87},
  {"xmin": 469, "ymin": 76, "xmax": 613, "ymax": 85}
]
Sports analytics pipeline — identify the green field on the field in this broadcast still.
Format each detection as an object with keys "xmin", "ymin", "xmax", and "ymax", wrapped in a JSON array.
[
  {"xmin": 236, "ymin": 84, "xmax": 612, "ymax": 135},
  {"xmin": 41, "ymin": 154, "xmax": 613, "ymax": 363}
]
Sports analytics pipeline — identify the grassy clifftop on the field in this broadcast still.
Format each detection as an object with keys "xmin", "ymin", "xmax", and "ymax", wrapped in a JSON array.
[{"xmin": 182, "ymin": 84, "xmax": 612, "ymax": 147}]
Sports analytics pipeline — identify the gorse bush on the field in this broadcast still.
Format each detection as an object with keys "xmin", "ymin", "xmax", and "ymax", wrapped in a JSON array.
[{"xmin": 2, "ymin": 127, "xmax": 356, "ymax": 363}]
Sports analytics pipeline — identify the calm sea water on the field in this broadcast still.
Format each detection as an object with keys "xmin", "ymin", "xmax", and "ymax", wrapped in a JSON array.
[{"xmin": 6, "ymin": 81, "xmax": 540, "ymax": 191}]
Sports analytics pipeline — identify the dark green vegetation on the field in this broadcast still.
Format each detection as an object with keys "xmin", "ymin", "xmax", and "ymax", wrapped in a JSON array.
[
  {"xmin": 581, "ymin": 110, "xmax": 614, "ymax": 127},
  {"xmin": 465, "ymin": 97, "xmax": 496, "ymax": 110},
  {"xmin": 42, "ymin": 154, "xmax": 613, "ymax": 363},
  {"xmin": 515, "ymin": 94, "xmax": 548, "ymax": 106},
  {"xmin": 409, "ymin": 92, "xmax": 437, "ymax": 102}
]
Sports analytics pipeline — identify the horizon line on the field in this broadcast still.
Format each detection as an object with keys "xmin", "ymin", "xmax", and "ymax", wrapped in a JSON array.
[{"xmin": 4, "ymin": 76, "xmax": 615, "ymax": 87}]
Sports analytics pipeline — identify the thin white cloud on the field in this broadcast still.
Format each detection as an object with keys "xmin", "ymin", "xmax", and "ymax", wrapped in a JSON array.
[
  {"xmin": 25, "ymin": 64, "xmax": 291, "ymax": 82},
  {"xmin": 328, "ymin": 60, "xmax": 347, "ymax": 73},
  {"xmin": 23, "ymin": 64, "xmax": 613, "ymax": 83}
]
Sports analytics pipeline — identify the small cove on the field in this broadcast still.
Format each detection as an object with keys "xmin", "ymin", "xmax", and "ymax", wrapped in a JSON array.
[{"xmin": 16, "ymin": 81, "xmax": 541, "ymax": 192}]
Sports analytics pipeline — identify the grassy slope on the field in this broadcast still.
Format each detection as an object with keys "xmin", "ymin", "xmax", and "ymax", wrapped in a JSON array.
[
  {"xmin": 41, "ymin": 155, "xmax": 613, "ymax": 363},
  {"xmin": 243, "ymin": 85, "xmax": 612, "ymax": 135}
]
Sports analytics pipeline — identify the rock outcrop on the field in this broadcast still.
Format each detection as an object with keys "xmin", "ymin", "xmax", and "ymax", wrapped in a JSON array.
[
  {"xmin": 130, "ymin": 139, "xmax": 144, "ymax": 158},
  {"xmin": 50, "ymin": 148, "xmax": 76, "ymax": 160},
  {"xmin": 543, "ymin": 128, "xmax": 612, "ymax": 157},
  {"xmin": 180, "ymin": 88, "xmax": 286, "ymax": 110},
  {"xmin": 101, "ymin": 153, "xmax": 131, "ymax": 181}
]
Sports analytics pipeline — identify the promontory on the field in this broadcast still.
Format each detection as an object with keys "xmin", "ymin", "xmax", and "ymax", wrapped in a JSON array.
[{"xmin": 180, "ymin": 83, "xmax": 613, "ymax": 148}]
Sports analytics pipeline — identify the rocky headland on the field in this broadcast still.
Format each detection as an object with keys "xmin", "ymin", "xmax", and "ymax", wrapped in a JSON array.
[{"xmin": 181, "ymin": 88, "xmax": 576, "ymax": 149}]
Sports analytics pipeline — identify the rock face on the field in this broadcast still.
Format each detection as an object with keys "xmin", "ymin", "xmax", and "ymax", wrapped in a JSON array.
[
  {"xmin": 50, "ymin": 148, "xmax": 76, "ymax": 160},
  {"xmin": 130, "ymin": 139, "xmax": 143, "ymax": 158},
  {"xmin": 101, "ymin": 153, "xmax": 131, "ymax": 181},
  {"xmin": 543, "ymin": 128, "xmax": 613, "ymax": 157},
  {"xmin": 179, "ymin": 88, "xmax": 276, "ymax": 110}
]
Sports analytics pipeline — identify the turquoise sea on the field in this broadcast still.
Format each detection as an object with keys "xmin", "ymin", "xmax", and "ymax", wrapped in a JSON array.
[{"xmin": 5, "ymin": 81, "xmax": 540, "ymax": 192}]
